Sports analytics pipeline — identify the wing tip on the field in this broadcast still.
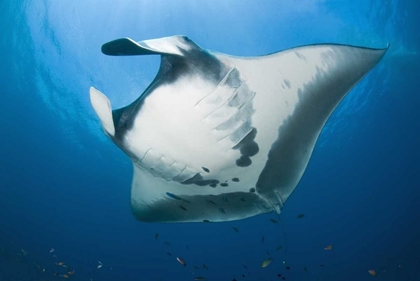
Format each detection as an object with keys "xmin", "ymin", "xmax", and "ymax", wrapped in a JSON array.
[{"xmin": 90, "ymin": 87, "xmax": 115, "ymax": 137}]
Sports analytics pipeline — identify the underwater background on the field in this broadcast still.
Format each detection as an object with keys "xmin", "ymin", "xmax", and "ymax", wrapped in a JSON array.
[{"xmin": 1, "ymin": 0, "xmax": 419, "ymax": 280}]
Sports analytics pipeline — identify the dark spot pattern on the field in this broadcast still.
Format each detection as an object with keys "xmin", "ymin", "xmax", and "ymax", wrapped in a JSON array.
[
  {"xmin": 232, "ymin": 177, "xmax": 240, "ymax": 182},
  {"xmin": 233, "ymin": 128, "xmax": 259, "ymax": 167},
  {"xmin": 182, "ymin": 173, "xmax": 219, "ymax": 187},
  {"xmin": 249, "ymin": 188, "xmax": 256, "ymax": 193},
  {"xmin": 284, "ymin": 79, "xmax": 291, "ymax": 89},
  {"xmin": 220, "ymin": 183, "xmax": 229, "ymax": 187},
  {"xmin": 236, "ymin": 155, "xmax": 252, "ymax": 167},
  {"xmin": 202, "ymin": 167, "xmax": 210, "ymax": 173}
]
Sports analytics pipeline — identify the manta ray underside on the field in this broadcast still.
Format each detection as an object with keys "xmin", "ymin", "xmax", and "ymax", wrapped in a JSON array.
[{"xmin": 90, "ymin": 36, "xmax": 387, "ymax": 223}]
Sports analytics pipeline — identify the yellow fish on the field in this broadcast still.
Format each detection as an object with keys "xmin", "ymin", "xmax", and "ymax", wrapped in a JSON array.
[{"xmin": 261, "ymin": 258, "xmax": 273, "ymax": 268}]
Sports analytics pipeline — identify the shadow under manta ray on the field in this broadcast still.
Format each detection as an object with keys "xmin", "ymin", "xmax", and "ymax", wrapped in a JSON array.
[{"xmin": 90, "ymin": 35, "xmax": 388, "ymax": 223}]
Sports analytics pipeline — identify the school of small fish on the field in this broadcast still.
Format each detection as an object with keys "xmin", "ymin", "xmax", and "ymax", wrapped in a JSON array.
[{"xmin": 0, "ymin": 214, "xmax": 406, "ymax": 280}]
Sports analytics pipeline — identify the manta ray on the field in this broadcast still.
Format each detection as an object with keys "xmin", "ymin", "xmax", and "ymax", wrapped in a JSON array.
[{"xmin": 90, "ymin": 36, "xmax": 387, "ymax": 223}]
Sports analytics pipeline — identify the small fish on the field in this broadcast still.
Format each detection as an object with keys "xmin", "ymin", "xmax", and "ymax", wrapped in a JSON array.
[
  {"xmin": 53, "ymin": 254, "xmax": 57, "ymax": 258},
  {"xmin": 269, "ymin": 219, "xmax": 278, "ymax": 224},
  {"xmin": 297, "ymin": 213, "xmax": 305, "ymax": 219},
  {"xmin": 62, "ymin": 274, "xmax": 69, "ymax": 279},
  {"xmin": 206, "ymin": 200, "xmax": 217, "ymax": 205},
  {"xmin": 49, "ymin": 248, "xmax": 55, "ymax": 253},
  {"xmin": 98, "ymin": 261, "xmax": 103, "ymax": 265},
  {"xmin": 57, "ymin": 262, "xmax": 65, "ymax": 266},
  {"xmin": 202, "ymin": 264, "xmax": 208, "ymax": 270},
  {"xmin": 21, "ymin": 249, "xmax": 28, "ymax": 256},
  {"xmin": 368, "ymin": 269, "xmax": 377, "ymax": 276},
  {"xmin": 166, "ymin": 192, "xmax": 190, "ymax": 203},
  {"xmin": 266, "ymin": 250, "xmax": 271, "ymax": 256},
  {"xmin": 97, "ymin": 264, "xmax": 103, "ymax": 269},
  {"xmin": 167, "ymin": 252, "xmax": 172, "ymax": 256},
  {"xmin": 261, "ymin": 258, "xmax": 273, "ymax": 268},
  {"xmin": 223, "ymin": 197, "xmax": 229, "ymax": 202},
  {"xmin": 177, "ymin": 257, "xmax": 187, "ymax": 266},
  {"xmin": 155, "ymin": 233, "xmax": 159, "ymax": 240},
  {"xmin": 218, "ymin": 207, "xmax": 226, "ymax": 214},
  {"xmin": 233, "ymin": 227, "xmax": 239, "ymax": 233},
  {"xmin": 54, "ymin": 271, "xmax": 57, "ymax": 276},
  {"xmin": 164, "ymin": 241, "xmax": 171, "ymax": 246},
  {"xmin": 276, "ymin": 246, "xmax": 283, "ymax": 250},
  {"xmin": 194, "ymin": 277, "xmax": 207, "ymax": 281},
  {"xmin": 68, "ymin": 270, "xmax": 75, "ymax": 275},
  {"xmin": 242, "ymin": 274, "xmax": 246, "ymax": 277},
  {"xmin": 303, "ymin": 267, "xmax": 307, "ymax": 272},
  {"xmin": 261, "ymin": 236, "xmax": 265, "ymax": 244},
  {"xmin": 179, "ymin": 205, "xmax": 188, "ymax": 211},
  {"xmin": 193, "ymin": 265, "xmax": 200, "ymax": 269},
  {"xmin": 324, "ymin": 245, "xmax": 333, "ymax": 251},
  {"xmin": 281, "ymin": 277, "xmax": 285, "ymax": 280},
  {"xmin": 277, "ymin": 273, "xmax": 282, "ymax": 277}
]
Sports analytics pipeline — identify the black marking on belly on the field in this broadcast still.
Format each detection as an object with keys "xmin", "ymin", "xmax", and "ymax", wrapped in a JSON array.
[
  {"xmin": 182, "ymin": 173, "xmax": 220, "ymax": 187},
  {"xmin": 202, "ymin": 167, "xmax": 210, "ymax": 173},
  {"xmin": 220, "ymin": 183, "xmax": 229, "ymax": 187},
  {"xmin": 233, "ymin": 128, "xmax": 259, "ymax": 167},
  {"xmin": 249, "ymin": 188, "xmax": 256, "ymax": 193},
  {"xmin": 236, "ymin": 155, "xmax": 252, "ymax": 167},
  {"xmin": 232, "ymin": 177, "xmax": 240, "ymax": 182}
]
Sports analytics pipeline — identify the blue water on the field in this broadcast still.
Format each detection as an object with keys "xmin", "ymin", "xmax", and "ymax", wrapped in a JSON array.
[{"xmin": 1, "ymin": 0, "xmax": 419, "ymax": 280}]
